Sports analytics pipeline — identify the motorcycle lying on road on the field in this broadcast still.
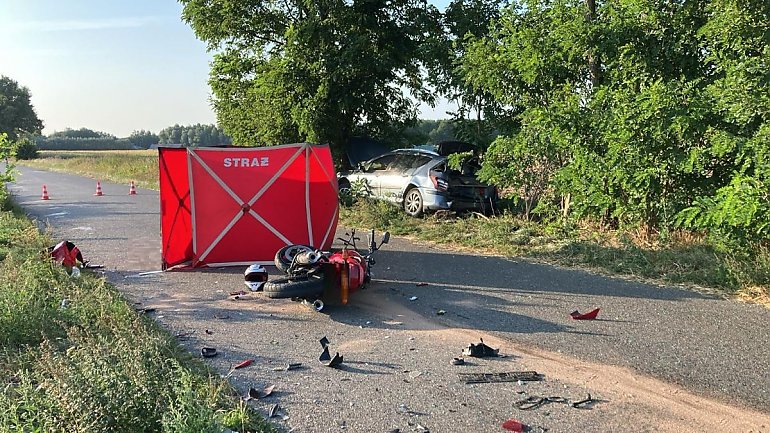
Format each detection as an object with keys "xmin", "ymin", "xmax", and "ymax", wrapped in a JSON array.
[{"xmin": 262, "ymin": 229, "xmax": 390, "ymax": 311}]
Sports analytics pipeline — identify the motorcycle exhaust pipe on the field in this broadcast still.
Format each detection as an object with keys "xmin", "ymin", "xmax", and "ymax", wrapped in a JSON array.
[{"xmin": 302, "ymin": 298, "xmax": 325, "ymax": 312}]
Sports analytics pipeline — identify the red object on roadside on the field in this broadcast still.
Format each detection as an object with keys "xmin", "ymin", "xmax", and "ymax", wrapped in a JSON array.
[
  {"xmin": 233, "ymin": 359, "xmax": 254, "ymax": 369},
  {"xmin": 570, "ymin": 308, "xmax": 601, "ymax": 320},
  {"xmin": 502, "ymin": 419, "xmax": 525, "ymax": 432},
  {"xmin": 41, "ymin": 185, "xmax": 50, "ymax": 200}
]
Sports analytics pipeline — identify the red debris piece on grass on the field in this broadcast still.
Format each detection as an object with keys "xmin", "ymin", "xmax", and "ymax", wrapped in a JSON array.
[
  {"xmin": 502, "ymin": 419, "xmax": 525, "ymax": 432},
  {"xmin": 233, "ymin": 359, "xmax": 254, "ymax": 369},
  {"xmin": 570, "ymin": 308, "xmax": 601, "ymax": 320}
]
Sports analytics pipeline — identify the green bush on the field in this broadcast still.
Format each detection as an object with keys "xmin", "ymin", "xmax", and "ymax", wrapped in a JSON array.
[{"xmin": 13, "ymin": 138, "xmax": 38, "ymax": 160}]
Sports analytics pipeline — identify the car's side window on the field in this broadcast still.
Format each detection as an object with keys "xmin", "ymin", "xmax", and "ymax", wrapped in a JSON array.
[
  {"xmin": 388, "ymin": 154, "xmax": 416, "ymax": 171},
  {"xmin": 409, "ymin": 156, "xmax": 432, "ymax": 169},
  {"xmin": 431, "ymin": 161, "xmax": 447, "ymax": 173},
  {"xmin": 368, "ymin": 154, "xmax": 397, "ymax": 171}
]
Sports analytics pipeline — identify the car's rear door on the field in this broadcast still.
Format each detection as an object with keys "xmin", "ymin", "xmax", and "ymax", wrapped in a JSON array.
[{"xmin": 379, "ymin": 154, "xmax": 429, "ymax": 201}]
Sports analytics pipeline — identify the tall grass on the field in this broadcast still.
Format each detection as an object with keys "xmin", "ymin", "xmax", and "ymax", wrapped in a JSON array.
[
  {"xmin": 21, "ymin": 150, "xmax": 160, "ymax": 189},
  {"xmin": 0, "ymin": 183, "xmax": 274, "ymax": 433}
]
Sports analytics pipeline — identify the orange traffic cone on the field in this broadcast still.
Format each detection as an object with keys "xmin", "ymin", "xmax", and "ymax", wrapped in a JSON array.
[
  {"xmin": 94, "ymin": 180, "xmax": 103, "ymax": 196},
  {"xmin": 41, "ymin": 184, "xmax": 50, "ymax": 200},
  {"xmin": 128, "ymin": 181, "xmax": 137, "ymax": 195}
]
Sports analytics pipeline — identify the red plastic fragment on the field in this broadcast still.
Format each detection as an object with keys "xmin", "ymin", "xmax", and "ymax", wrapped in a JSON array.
[
  {"xmin": 502, "ymin": 419, "xmax": 525, "ymax": 432},
  {"xmin": 233, "ymin": 359, "xmax": 254, "ymax": 369},
  {"xmin": 570, "ymin": 307, "xmax": 601, "ymax": 320}
]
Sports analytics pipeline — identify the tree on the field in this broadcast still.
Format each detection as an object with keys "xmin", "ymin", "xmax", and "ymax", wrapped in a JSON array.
[
  {"xmin": 127, "ymin": 130, "xmax": 160, "ymax": 148},
  {"xmin": 676, "ymin": 0, "xmax": 770, "ymax": 243},
  {"xmin": 0, "ymin": 76, "xmax": 43, "ymax": 141},
  {"xmin": 179, "ymin": 0, "xmax": 441, "ymax": 161},
  {"xmin": 49, "ymin": 128, "xmax": 115, "ymax": 139},
  {"xmin": 157, "ymin": 124, "xmax": 231, "ymax": 146},
  {"xmin": 432, "ymin": 0, "xmax": 509, "ymax": 147},
  {"xmin": 464, "ymin": 0, "xmax": 718, "ymax": 230}
]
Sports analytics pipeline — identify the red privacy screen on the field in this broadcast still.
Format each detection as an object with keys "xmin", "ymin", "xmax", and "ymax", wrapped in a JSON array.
[{"xmin": 159, "ymin": 144, "xmax": 339, "ymax": 269}]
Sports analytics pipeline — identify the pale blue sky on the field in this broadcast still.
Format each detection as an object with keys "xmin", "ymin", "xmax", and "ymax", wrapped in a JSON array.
[{"xmin": 0, "ymin": 1, "xmax": 452, "ymax": 138}]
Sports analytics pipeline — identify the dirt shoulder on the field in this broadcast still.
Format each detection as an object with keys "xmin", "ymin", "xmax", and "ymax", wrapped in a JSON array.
[{"xmin": 111, "ymin": 270, "xmax": 769, "ymax": 432}]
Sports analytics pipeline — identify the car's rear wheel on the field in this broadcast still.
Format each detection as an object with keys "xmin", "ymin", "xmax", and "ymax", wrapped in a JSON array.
[
  {"xmin": 338, "ymin": 179, "xmax": 351, "ymax": 195},
  {"xmin": 404, "ymin": 188, "xmax": 424, "ymax": 217}
]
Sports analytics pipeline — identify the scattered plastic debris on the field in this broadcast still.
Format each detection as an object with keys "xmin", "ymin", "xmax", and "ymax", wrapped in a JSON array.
[
  {"xmin": 233, "ymin": 359, "xmax": 254, "ymax": 369},
  {"xmin": 570, "ymin": 308, "xmax": 600, "ymax": 320},
  {"xmin": 415, "ymin": 282, "xmax": 428, "ymax": 287},
  {"xmin": 437, "ymin": 309, "xmax": 446, "ymax": 315},
  {"xmin": 135, "ymin": 307, "xmax": 156, "ymax": 314},
  {"xmin": 502, "ymin": 419, "xmax": 525, "ymax": 432},
  {"xmin": 319, "ymin": 336, "xmax": 343, "ymax": 368},
  {"xmin": 462, "ymin": 338, "xmax": 499, "ymax": 357},
  {"xmin": 248, "ymin": 384, "xmax": 275, "ymax": 400},
  {"xmin": 450, "ymin": 357, "xmax": 465, "ymax": 365},
  {"xmin": 515, "ymin": 393, "xmax": 595, "ymax": 410},
  {"xmin": 409, "ymin": 296, "xmax": 418, "ymax": 301},
  {"xmin": 272, "ymin": 363, "xmax": 303, "ymax": 371},
  {"xmin": 268, "ymin": 404, "xmax": 280, "ymax": 418},
  {"xmin": 126, "ymin": 270, "xmax": 164, "ymax": 278},
  {"xmin": 570, "ymin": 394, "xmax": 596, "ymax": 408},
  {"xmin": 59, "ymin": 299, "xmax": 69, "ymax": 310},
  {"xmin": 70, "ymin": 267, "xmax": 80, "ymax": 278},
  {"xmin": 205, "ymin": 329, "xmax": 213, "ymax": 334},
  {"xmin": 458, "ymin": 371, "xmax": 543, "ymax": 384},
  {"xmin": 201, "ymin": 347, "xmax": 217, "ymax": 358}
]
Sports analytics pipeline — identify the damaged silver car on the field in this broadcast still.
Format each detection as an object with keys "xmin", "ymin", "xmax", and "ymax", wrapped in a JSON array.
[{"xmin": 338, "ymin": 142, "xmax": 498, "ymax": 217}]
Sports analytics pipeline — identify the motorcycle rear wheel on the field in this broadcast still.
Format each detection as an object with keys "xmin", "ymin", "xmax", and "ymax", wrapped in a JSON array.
[{"xmin": 263, "ymin": 273, "xmax": 326, "ymax": 299}]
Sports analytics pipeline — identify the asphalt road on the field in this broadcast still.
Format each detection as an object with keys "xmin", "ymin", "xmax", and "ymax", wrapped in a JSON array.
[{"xmin": 6, "ymin": 165, "xmax": 770, "ymax": 432}]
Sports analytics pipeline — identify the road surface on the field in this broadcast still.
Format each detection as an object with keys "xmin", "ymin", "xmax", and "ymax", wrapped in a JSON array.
[{"xmin": 6, "ymin": 165, "xmax": 770, "ymax": 432}]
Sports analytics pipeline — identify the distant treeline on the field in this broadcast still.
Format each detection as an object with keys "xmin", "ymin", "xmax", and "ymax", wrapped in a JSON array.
[
  {"xmin": 34, "ymin": 125, "xmax": 232, "ymax": 150},
  {"xmin": 35, "ymin": 128, "xmax": 134, "ymax": 150},
  {"xmin": 158, "ymin": 124, "xmax": 231, "ymax": 147},
  {"xmin": 33, "ymin": 121, "xmax": 456, "ymax": 151}
]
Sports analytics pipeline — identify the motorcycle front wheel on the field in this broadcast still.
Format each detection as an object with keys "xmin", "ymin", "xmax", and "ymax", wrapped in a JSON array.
[{"xmin": 274, "ymin": 244, "xmax": 315, "ymax": 273}]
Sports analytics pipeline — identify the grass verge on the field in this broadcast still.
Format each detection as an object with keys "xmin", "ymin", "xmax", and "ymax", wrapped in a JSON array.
[
  {"xmin": 14, "ymin": 150, "xmax": 770, "ymax": 306},
  {"xmin": 20, "ymin": 150, "xmax": 160, "ymax": 189},
  {"xmin": 0, "ymin": 184, "xmax": 274, "ymax": 432}
]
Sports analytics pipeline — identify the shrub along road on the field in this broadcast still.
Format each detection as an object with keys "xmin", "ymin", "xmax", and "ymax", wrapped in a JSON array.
[{"xmin": 8, "ymin": 166, "xmax": 770, "ymax": 432}]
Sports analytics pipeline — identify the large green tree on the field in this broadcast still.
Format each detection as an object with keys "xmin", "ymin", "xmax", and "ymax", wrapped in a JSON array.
[
  {"xmin": 678, "ymin": 0, "xmax": 770, "ymax": 243},
  {"xmin": 464, "ymin": 0, "xmax": 721, "ymax": 228},
  {"xmin": 179, "ymin": 0, "xmax": 440, "ymax": 160},
  {"xmin": 433, "ymin": 0, "xmax": 509, "ymax": 146},
  {"xmin": 0, "ymin": 76, "xmax": 43, "ymax": 141}
]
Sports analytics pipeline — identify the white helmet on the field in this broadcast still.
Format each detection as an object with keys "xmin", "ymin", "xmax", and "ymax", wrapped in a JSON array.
[{"xmin": 244, "ymin": 264, "xmax": 268, "ymax": 291}]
